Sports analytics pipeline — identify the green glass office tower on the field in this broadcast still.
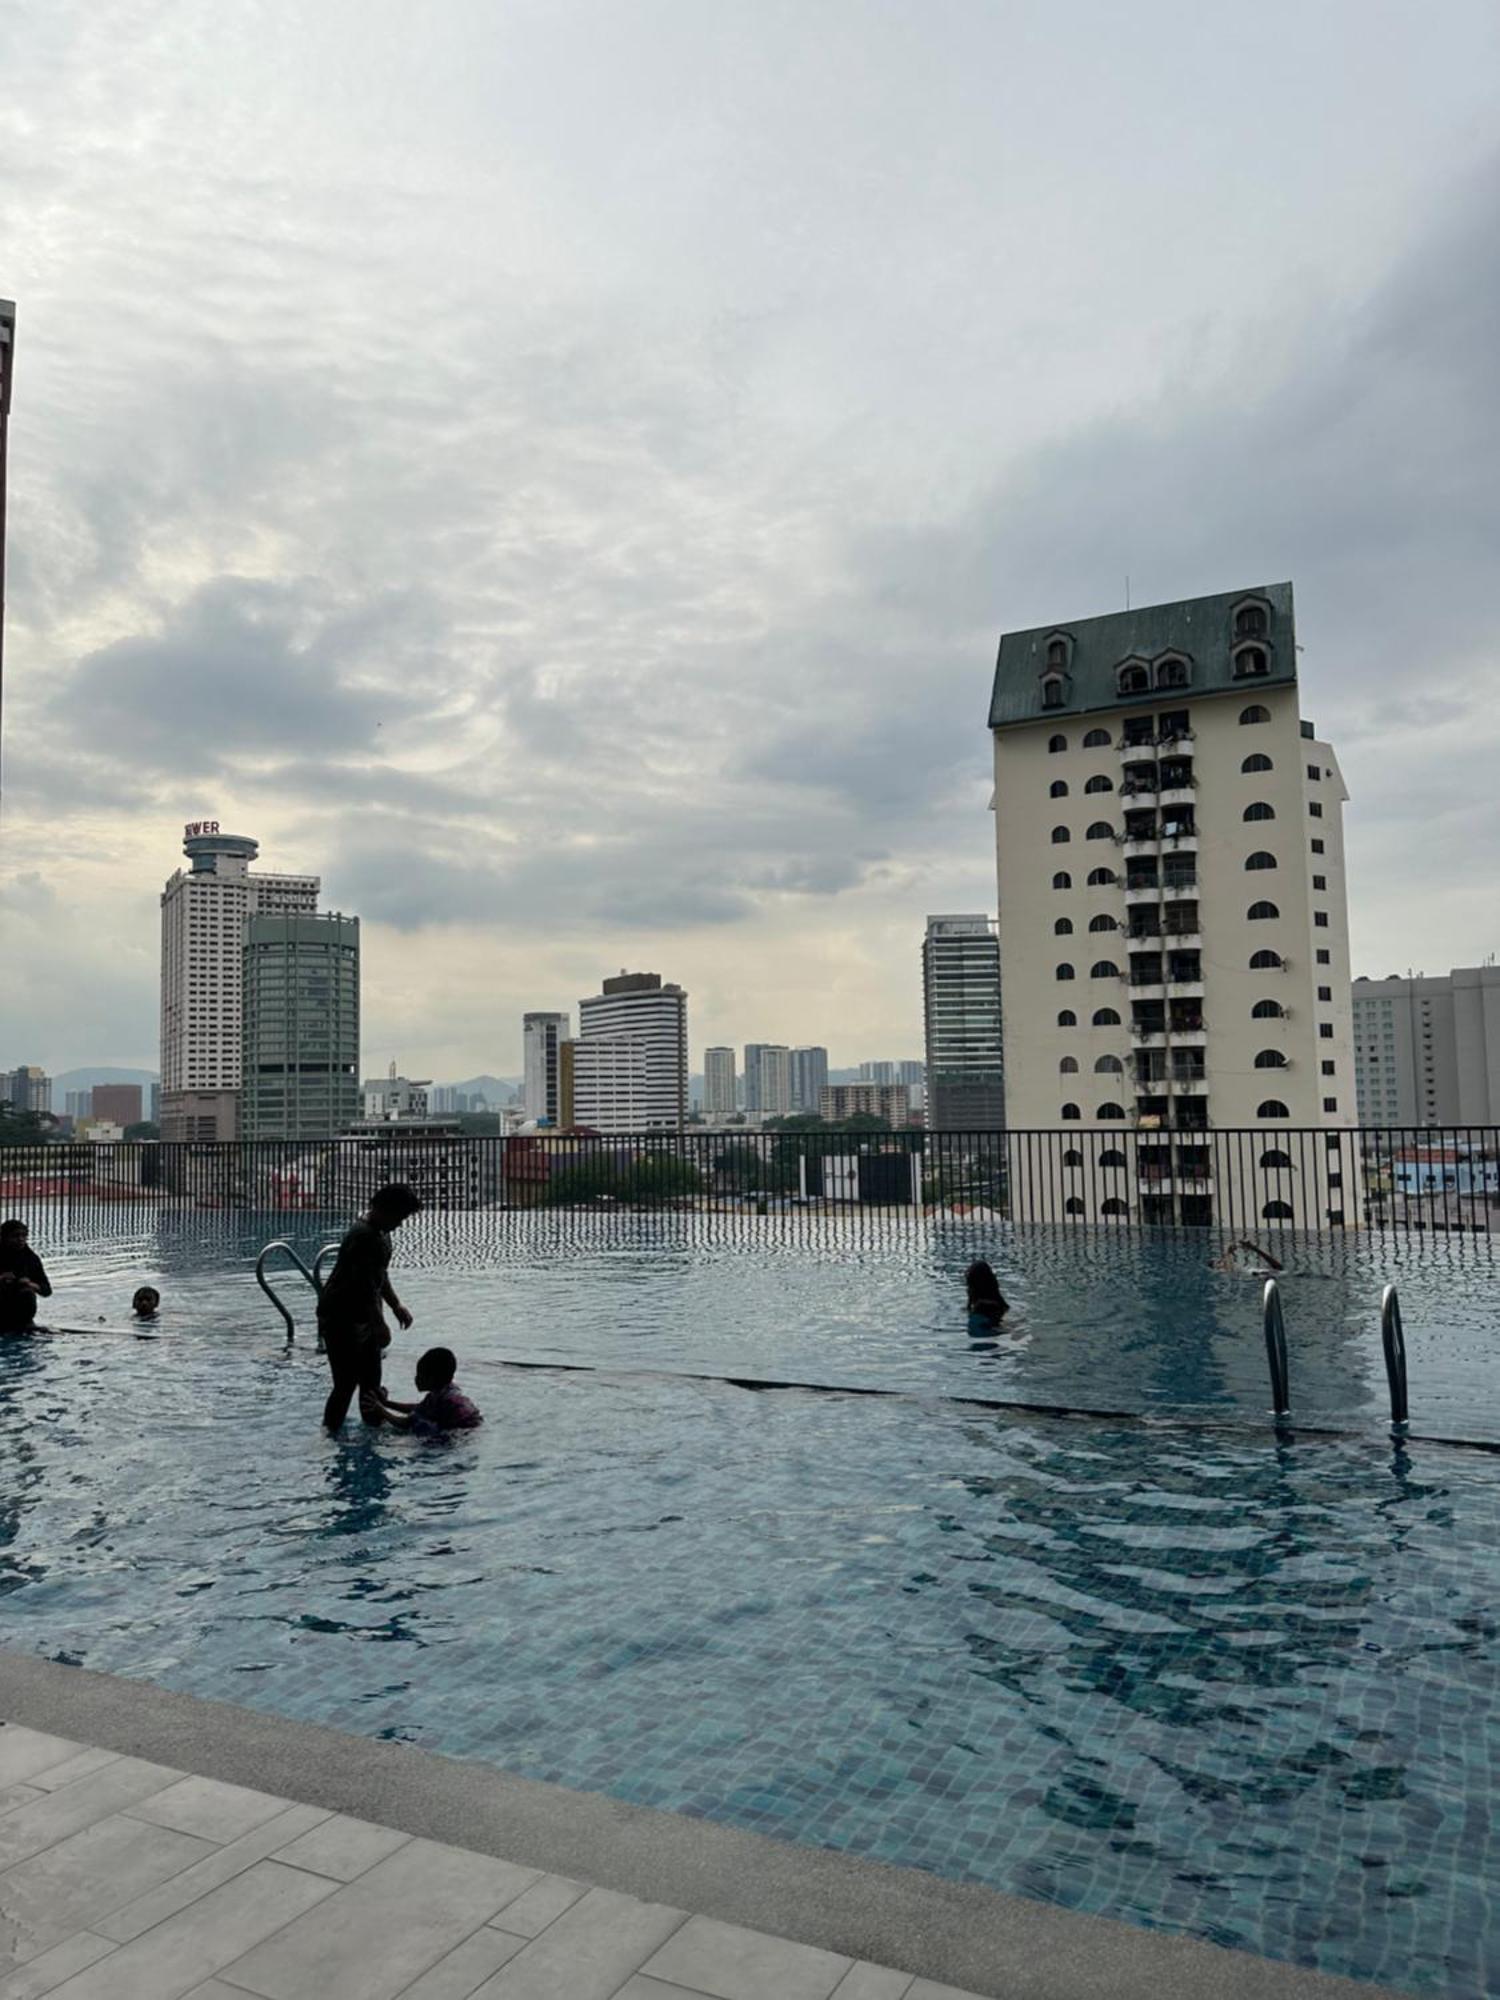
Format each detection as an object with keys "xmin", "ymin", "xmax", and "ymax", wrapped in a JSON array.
[{"xmin": 242, "ymin": 912, "xmax": 360, "ymax": 1140}]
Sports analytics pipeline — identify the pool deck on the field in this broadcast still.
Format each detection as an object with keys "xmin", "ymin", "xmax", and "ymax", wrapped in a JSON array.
[{"xmin": 0, "ymin": 1651, "xmax": 1407, "ymax": 2000}]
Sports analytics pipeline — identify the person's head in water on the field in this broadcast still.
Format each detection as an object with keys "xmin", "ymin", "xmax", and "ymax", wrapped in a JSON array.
[
  {"xmin": 131, "ymin": 1286, "xmax": 161, "ymax": 1319},
  {"xmin": 414, "ymin": 1346, "xmax": 457, "ymax": 1393},
  {"xmin": 368, "ymin": 1184, "xmax": 421, "ymax": 1231},
  {"xmin": 0, "ymin": 1219, "xmax": 29, "ymax": 1248},
  {"xmin": 966, "ymin": 1259, "xmax": 1001, "ymax": 1307}
]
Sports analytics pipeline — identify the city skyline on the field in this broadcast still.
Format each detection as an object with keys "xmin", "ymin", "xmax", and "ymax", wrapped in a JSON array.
[{"xmin": 1, "ymin": 7, "xmax": 1497, "ymax": 1078}]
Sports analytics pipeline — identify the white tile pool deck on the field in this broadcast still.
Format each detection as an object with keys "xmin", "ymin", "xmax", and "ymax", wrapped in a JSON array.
[{"xmin": 0, "ymin": 1655, "xmax": 1405, "ymax": 2000}]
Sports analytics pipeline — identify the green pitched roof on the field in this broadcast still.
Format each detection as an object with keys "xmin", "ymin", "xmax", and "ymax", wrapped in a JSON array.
[{"xmin": 989, "ymin": 582, "xmax": 1296, "ymax": 729}]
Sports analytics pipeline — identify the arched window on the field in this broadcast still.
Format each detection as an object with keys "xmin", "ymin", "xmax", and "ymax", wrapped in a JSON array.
[
  {"xmin": 1064, "ymin": 1196, "xmax": 1086, "ymax": 1215},
  {"xmin": 1235, "ymin": 602, "xmax": 1269, "ymax": 640},
  {"xmin": 1092, "ymin": 1007, "xmax": 1121, "ymax": 1027},
  {"xmin": 1048, "ymin": 733, "xmax": 1068, "ymax": 753},
  {"xmin": 1052, "ymin": 870, "xmax": 1072, "ymax": 890},
  {"xmin": 1245, "ymin": 851, "xmax": 1278, "ymax": 871},
  {"xmin": 1090, "ymin": 959, "xmax": 1121, "ymax": 978},
  {"xmin": 1097, "ymin": 1103, "xmax": 1126, "ymax": 1120},
  {"xmin": 1251, "ymin": 999, "xmax": 1285, "ymax": 1019},
  {"xmin": 1241, "ymin": 753, "xmax": 1273, "ymax": 773},
  {"xmin": 1257, "ymin": 1099, "xmax": 1290, "ymax": 1119},
  {"xmin": 1088, "ymin": 913, "xmax": 1118, "ymax": 932},
  {"xmin": 1262, "ymin": 1200, "xmax": 1295, "ymax": 1220},
  {"xmin": 1063, "ymin": 1147, "xmax": 1083, "ymax": 1167},
  {"xmin": 1101, "ymin": 1196, "xmax": 1129, "ymax": 1216},
  {"xmin": 1061, "ymin": 1103, "xmax": 1081, "ymax": 1121},
  {"xmin": 1054, "ymin": 917, "xmax": 1074, "ymax": 935},
  {"xmin": 1052, "ymin": 825, "xmax": 1071, "ymax": 844},
  {"xmin": 1243, "ymin": 801, "xmax": 1275, "ymax": 821},
  {"xmin": 1057, "ymin": 1009, "xmax": 1077, "ymax": 1027},
  {"xmin": 1094, "ymin": 1054, "xmax": 1123, "ymax": 1073},
  {"xmin": 1233, "ymin": 644, "xmax": 1270, "ymax": 679},
  {"xmin": 1155, "ymin": 655, "xmax": 1189, "ymax": 689},
  {"xmin": 1247, "ymin": 901, "xmax": 1280, "ymax": 921},
  {"xmin": 1056, "ymin": 963, "xmax": 1075, "ymax": 981},
  {"xmin": 1083, "ymin": 774, "xmax": 1114, "ymax": 794},
  {"xmin": 1085, "ymin": 821, "xmax": 1114, "ymax": 841},
  {"xmin": 1083, "ymin": 728, "xmax": 1110, "ymax": 748},
  {"xmin": 1041, "ymin": 676, "xmax": 1065, "ymax": 709},
  {"xmin": 1059, "ymin": 1056, "xmax": 1079, "ymax": 1074},
  {"xmin": 1259, "ymin": 1149, "xmax": 1293, "ymax": 1169},
  {"xmin": 1239, "ymin": 704, "xmax": 1270, "ymax": 725},
  {"xmin": 1087, "ymin": 866, "xmax": 1117, "ymax": 887},
  {"xmin": 1254, "ymin": 1049, "xmax": 1289, "ymax": 1069},
  {"xmin": 1249, "ymin": 948, "xmax": 1284, "ymax": 969},
  {"xmin": 1099, "ymin": 1148, "xmax": 1126, "ymax": 1168},
  {"xmin": 1050, "ymin": 779, "xmax": 1069, "ymax": 798},
  {"xmin": 1118, "ymin": 663, "xmax": 1150, "ymax": 695},
  {"xmin": 1046, "ymin": 636, "xmax": 1070, "ymax": 670}
]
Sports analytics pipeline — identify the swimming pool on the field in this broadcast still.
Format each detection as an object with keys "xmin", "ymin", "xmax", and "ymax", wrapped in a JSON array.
[{"xmin": 3, "ymin": 1218, "xmax": 1497, "ymax": 1995}]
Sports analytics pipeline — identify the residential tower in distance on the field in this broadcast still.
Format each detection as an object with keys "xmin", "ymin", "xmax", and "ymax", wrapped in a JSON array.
[
  {"xmin": 522, "ymin": 1012, "xmax": 570, "ymax": 1126},
  {"xmin": 574, "ymin": 972, "xmax": 688, "ymax": 1133},
  {"xmin": 704, "ymin": 1046, "xmax": 737, "ymax": 1117},
  {"xmin": 990, "ymin": 583, "xmax": 1355, "ymax": 1226},
  {"xmin": 1353, "ymin": 967, "xmax": 1500, "ymax": 1126},
  {"xmin": 922, "ymin": 916, "xmax": 1004, "ymax": 1131}
]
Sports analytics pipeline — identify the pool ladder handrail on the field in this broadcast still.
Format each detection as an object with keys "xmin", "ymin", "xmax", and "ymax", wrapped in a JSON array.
[
  {"xmin": 255, "ymin": 1239, "xmax": 342, "ymax": 1345},
  {"xmin": 1381, "ymin": 1283, "xmax": 1409, "ymax": 1432},
  {"xmin": 1262, "ymin": 1278, "xmax": 1291, "ymax": 1422}
]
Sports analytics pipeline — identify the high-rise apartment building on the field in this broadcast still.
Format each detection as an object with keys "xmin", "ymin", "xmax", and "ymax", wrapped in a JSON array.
[
  {"xmin": 923, "ymin": 916, "xmax": 1005, "ymax": 1132},
  {"xmin": 522, "ymin": 1012, "xmax": 570, "ymax": 1125},
  {"xmin": 362, "ymin": 1069, "xmax": 430, "ymax": 1120},
  {"xmin": 65, "ymin": 1090, "xmax": 93, "ymax": 1122},
  {"xmin": 3, "ymin": 1067, "xmax": 52, "ymax": 1115},
  {"xmin": 991, "ymin": 583, "xmax": 1355, "ymax": 1226},
  {"xmin": 91, "ymin": 1084, "xmax": 142, "ymax": 1128},
  {"xmin": 574, "ymin": 972, "xmax": 687, "ymax": 1132},
  {"xmin": 704, "ymin": 1046, "xmax": 737, "ymax": 1117},
  {"xmin": 159, "ymin": 825, "xmax": 319, "ymax": 1142},
  {"xmin": 241, "ymin": 912, "xmax": 360, "ymax": 1140},
  {"xmin": 858, "ymin": 1060, "xmax": 897, "ymax": 1085},
  {"xmin": 1352, "ymin": 968, "xmax": 1500, "ymax": 1127},
  {"xmin": 742, "ymin": 1043, "xmax": 773, "ymax": 1116},
  {"xmin": 790, "ymin": 1046, "xmax": 829, "ymax": 1115},
  {"xmin": 820, "ymin": 1082, "xmax": 911, "ymax": 1125},
  {"xmin": 759, "ymin": 1046, "xmax": 792, "ymax": 1118}
]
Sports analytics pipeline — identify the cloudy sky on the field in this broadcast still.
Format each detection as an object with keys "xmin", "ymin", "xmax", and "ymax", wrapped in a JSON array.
[{"xmin": 1, "ymin": 0, "xmax": 1497, "ymax": 1078}]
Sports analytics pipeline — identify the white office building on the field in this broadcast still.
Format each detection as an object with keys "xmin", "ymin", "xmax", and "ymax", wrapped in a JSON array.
[
  {"xmin": 522, "ymin": 1012, "xmax": 571, "ymax": 1125},
  {"xmin": 574, "ymin": 972, "xmax": 688, "ymax": 1132},
  {"xmin": 159, "ymin": 825, "xmax": 318, "ymax": 1142},
  {"xmin": 704, "ymin": 1046, "xmax": 737, "ymax": 1117},
  {"xmin": 991, "ymin": 583, "xmax": 1356, "ymax": 1226}
]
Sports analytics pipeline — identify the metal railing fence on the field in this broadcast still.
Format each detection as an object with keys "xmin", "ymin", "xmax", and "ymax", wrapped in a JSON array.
[{"xmin": 0, "ymin": 1125, "xmax": 1494, "ymax": 1236}]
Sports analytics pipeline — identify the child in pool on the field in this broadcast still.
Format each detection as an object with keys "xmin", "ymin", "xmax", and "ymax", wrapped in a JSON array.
[
  {"xmin": 965, "ymin": 1258, "xmax": 1009, "ymax": 1325},
  {"xmin": 376, "ymin": 1347, "xmax": 482, "ymax": 1435},
  {"xmin": 132, "ymin": 1286, "xmax": 161, "ymax": 1319}
]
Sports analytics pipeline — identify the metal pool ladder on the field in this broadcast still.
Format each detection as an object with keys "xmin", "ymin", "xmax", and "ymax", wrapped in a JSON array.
[
  {"xmin": 1262, "ymin": 1279, "xmax": 1291, "ymax": 1422},
  {"xmin": 1261, "ymin": 1277, "xmax": 1411, "ymax": 1435},
  {"xmin": 255, "ymin": 1239, "xmax": 341, "ymax": 1345}
]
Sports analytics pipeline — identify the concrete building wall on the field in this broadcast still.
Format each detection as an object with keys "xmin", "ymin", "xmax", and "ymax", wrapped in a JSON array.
[
  {"xmin": 704, "ymin": 1047, "xmax": 737, "ymax": 1116},
  {"xmin": 577, "ymin": 974, "xmax": 687, "ymax": 1130},
  {"xmin": 1353, "ymin": 967, "xmax": 1500, "ymax": 1126},
  {"xmin": 522, "ymin": 1012, "xmax": 570, "ymax": 1124}
]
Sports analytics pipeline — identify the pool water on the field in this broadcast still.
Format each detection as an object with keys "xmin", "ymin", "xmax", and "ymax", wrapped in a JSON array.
[{"xmin": 3, "ymin": 1218, "xmax": 1498, "ymax": 1995}]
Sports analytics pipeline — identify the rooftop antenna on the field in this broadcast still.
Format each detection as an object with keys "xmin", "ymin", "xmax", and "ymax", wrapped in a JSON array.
[{"xmin": 1125, "ymin": 575, "xmax": 1131, "ymax": 610}]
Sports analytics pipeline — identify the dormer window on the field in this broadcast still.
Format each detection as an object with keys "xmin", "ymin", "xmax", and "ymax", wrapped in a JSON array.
[
  {"xmin": 1117, "ymin": 659, "xmax": 1150, "ymax": 695},
  {"xmin": 1233, "ymin": 598, "xmax": 1270, "ymax": 640},
  {"xmin": 1154, "ymin": 652, "xmax": 1190, "ymax": 690},
  {"xmin": 1233, "ymin": 643, "xmax": 1270, "ymax": 678},
  {"xmin": 1043, "ymin": 631, "xmax": 1073, "ymax": 674},
  {"xmin": 1041, "ymin": 674, "xmax": 1066, "ymax": 710}
]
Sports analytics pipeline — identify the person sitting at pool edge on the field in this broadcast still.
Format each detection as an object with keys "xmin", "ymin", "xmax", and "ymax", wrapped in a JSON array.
[
  {"xmin": 373, "ymin": 1346, "xmax": 483, "ymax": 1435},
  {"xmin": 0, "ymin": 1218, "xmax": 52, "ymax": 1335},
  {"xmin": 965, "ymin": 1258, "xmax": 1009, "ymax": 1324},
  {"xmin": 132, "ymin": 1285, "xmax": 161, "ymax": 1320},
  {"xmin": 317, "ymin": 1182, "xmax": 422, "ymax": 1431}
]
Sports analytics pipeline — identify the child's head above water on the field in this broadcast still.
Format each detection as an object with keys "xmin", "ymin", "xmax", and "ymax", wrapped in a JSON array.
[
  {"xmin": 132, "ymin": 1286, "xmax": 161, "ymax": 1318},
  {"xmin": 414, "ymin": 1346, "xmax": 457, "ymax": 1393}
]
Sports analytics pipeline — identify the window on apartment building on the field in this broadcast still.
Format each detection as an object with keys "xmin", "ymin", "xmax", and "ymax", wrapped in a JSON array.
[
  {"xmin": 1319, "ymin": 1023, "xmax": 1334, "ymax": 1039},
  {"xmin": 1316, "ymin": 948, "xmax": 1330, "ymax": 963},
  {"xmin": 1101, "ymin": 1197, "xmax": 1129, "ymax": 1216},
  {"xmin": 1056, "ymin": 963, "xmax": 1075, "ymax": 980},
  {"xmin": 1241, "ymin": 753, "xmax": 1273, "ymax": 773},
  {"xmin": 1254, "ymin": 1050, "xmax": 1289, "ymax": 1069},
  {"xmin": 1088, "ymin": 913, "xmax": 1118, "ymax": 932},
  {"xmin": 1318, "ymin": 986, "xmax": 1332, "ymax": 1001},
  {"xmin": 1247, "ymin": 901, "xmax": 1280, "ymax": 921},
  {"xmin": 1061, "ymin": 1103, "xmax": 1081, "ymax": 1120},
  {"xmin": 1064, "ymin": 1196, "xmax": 1086, "ymax": 1215},
  {"xmin": 1252, "ymin": 1000, "xmax": 1285, "ymax": 1018},
  {"xmin": 1055, "ymin": 918, "xmax": 1073, "ymax": 935},
  {"xmin": 1090, "ymin": 960, "xmax": 1120, "ymax": 978},
  {"xmin": 1315, "ymin": 912, "xmax": 1329, "ymax": 928},
  {"xmin": 1063, "ymin": 1148, "xmax": 1083, "ymax": 1166},
  {"xmin": 1323, "ymin": 1097, "xmax": 1338, "ymax": 1113},
  {"xmin": 1099, "ymin": 1148, "xmax": 1127, "ymax": 1167},
  {"xmin": 1052, "ymin": 825, "xmax": 1071, "ymax": 843},
  {"xmin": 1083, "ymin": 728, "xmax": 1110, "ymax": 747},
  {"xmin": 1098, "ymin": 1102, "xmax": 1126, "ymax": 1119},
  {"xmin": 1312, "ymin": 874, "xmax": 1327, "ymax": 891},
  {"xmin": 1321, "ymin": 1060, "xmax": 1336, "ymax": 1076},
  {"xmin": 1042, "ymin": 677, "xmax": 1066, "ymax": 709},
  {"xmin": 1259, "ymin": 1149, "xmax": 1293, "ymax": 1168},
  {"xmin": 1239, "ymin": 704, "xmax": 1271, "ymax": 725},
  {"xmin": 1262, "ymin": 1200, "xmax": 1295, "ymax": 1220},
  {"xmin": 1311, "ymin": 837, "xmax": 1325, "ymax": 854},
  {"xmin": 1307, "ymin": 764, "xmax": 1321, "ymax": 780},
  {"xmin": 1249, "ymin": 948, "xmax": 1283, "ymax": 969},
  {"xmin": 1309, "ymin": 801, "xmax": 1324, "ymax": 817},
  {"xmin": 1244, "ymin": 801, "xmax": 1275, "ymax": 821},
  {"xmin": 1059, "ymin": 1056, "xmax": 1079, "ymax": 1074},
  {"xmin": 1245, "ymin": 852, "xmax": 1277, "ymax": 871},
  {"xmin": 1092, "ymin": 1007, "xmax": 1121, "ymax": 1026},
  {"xmin": 1052, "ymin": 871, "xmax": 1072, "ymax": 890},
  {"xmin": 1095, "ymin": 1054, "xmax": 1124, "ymax": 1073},
  {"xmin": 1084, "ymin": 774, "xmax": 1113, "ymax": 793},
  {"xmin": 1118, "ymin": 664, "xmax": 1150, "ymax": 694},
  {"xmin": 1058, "ymin": 1010, "xmax": 1077, "ymax": 1026},
  {"xmin": 1086, "ymin": 821, "xmax": 1114, "ymax": 840},
  {"xmin": 1048, "ymin": 734, "xmax": 1067, "ymax": 753},
  {"xmin": 1257, "ymin": 1100, "xmax": 1290, "ymax": 1118},
  {"xmin": 1087, "ymin": 867, "xmax": 1117, "ymax": 886}
]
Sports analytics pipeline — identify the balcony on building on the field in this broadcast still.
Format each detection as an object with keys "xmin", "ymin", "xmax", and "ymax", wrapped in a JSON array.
[
  {"xmin": 1160, "ymin": 868, "xmax": 1198, "ymax": 900},
  {"xmin": 1119, "ymin": 770, "xmax": 1159, "ymax": 809},
  {"xmin": 1118, "ymin": 722, "xmax": 1157, "ymax": 759},
  {"xmin": 1127, "ymin": 917, "xmax": 1162, "ymax": 944}
]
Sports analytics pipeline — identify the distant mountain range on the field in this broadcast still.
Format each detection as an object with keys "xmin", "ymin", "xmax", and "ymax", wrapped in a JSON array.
[
  {"xmin": 444, "ymin": 1075, "xmax": 522, "ymax": 1104},
  {"xmin": 54, "ymin": 1066, "xmax": 158, "ymax": 1096}
]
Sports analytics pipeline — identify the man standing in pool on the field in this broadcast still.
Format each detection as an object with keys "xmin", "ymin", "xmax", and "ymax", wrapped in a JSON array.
[{"xmin": 317, "ymin": 1183, "xmax": 422, "ymax": 1431}]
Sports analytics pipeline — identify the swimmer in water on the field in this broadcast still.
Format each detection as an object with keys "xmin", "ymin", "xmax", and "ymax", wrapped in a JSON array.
[
  {"xmin": 965, "ymin": 1258, "xmax": 1010, "ymax": 1325},
  {"xmin": 1212, "ymin": 1238, "xmax": 1284, "ymax": 1275},
  {"xmin": 131, "ymin": 1286, "xmax": 161, "ymax": 1319}
]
